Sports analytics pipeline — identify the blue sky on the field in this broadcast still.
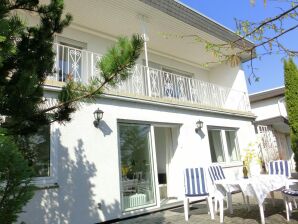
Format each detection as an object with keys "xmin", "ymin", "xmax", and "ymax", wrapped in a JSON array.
[{"xmin": 179, "ymin": 0, "xmax": 298, "ymax": 94}]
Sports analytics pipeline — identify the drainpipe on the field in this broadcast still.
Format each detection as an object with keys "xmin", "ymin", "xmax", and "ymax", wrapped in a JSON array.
[
  {"xmin": 139, "ymin": 15, "xmax": 151, "ymax": 96},
  {"xmin": 277, "ymin": 97, "xmax": 286, "ymax": 118},
  {"xmin": 142, "ymin": 30, "xmax": 149, "ymax": 67}
]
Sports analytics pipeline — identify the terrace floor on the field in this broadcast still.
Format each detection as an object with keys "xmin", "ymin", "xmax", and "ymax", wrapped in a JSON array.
[{"xmin": 117, "ymin": 192, "xmax": 298, "ymax": 224}]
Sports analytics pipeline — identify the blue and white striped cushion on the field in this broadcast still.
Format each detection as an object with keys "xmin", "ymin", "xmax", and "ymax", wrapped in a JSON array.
[
  {"xmin": 184, "ymin": 167, "xmax": 208, "ymax": 196},
  {"xmin": 282, "ymin": 189, "xmax": 298, "ymax": 196},
  {"xmin": 208, "ymin": 165, "xmax": 226, "ymax": 184},
  {"xmin": 269, "ymin": 160, "xmax": 290, "ymax": 177}
]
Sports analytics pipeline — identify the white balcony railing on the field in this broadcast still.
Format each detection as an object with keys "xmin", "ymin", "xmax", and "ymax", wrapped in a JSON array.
[
  {"xmin": 48, "ymin": 43, "xmax": 101, "ymax": 83},
  {"xmin": 48, "ymin": 43, "xmax": 251, "ymax": 113}
]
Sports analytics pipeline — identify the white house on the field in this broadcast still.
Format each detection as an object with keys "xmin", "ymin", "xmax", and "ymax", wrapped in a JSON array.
[
  {"xmin": 18, "ymin": 0, "xmax": 257, "ymax": 223},
  {"xmin": 249, "ymin": 86, "xmax": 294, "ymax": 169}
]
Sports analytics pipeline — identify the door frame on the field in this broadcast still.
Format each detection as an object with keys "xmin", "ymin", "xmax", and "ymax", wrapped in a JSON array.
[
  {"xmin": 117, "ymin": 120, "xmax": 179, "ymax": 212},
  {"xmin": 117, "ymin": 122, "xmax": 158, "ymax": 212}
]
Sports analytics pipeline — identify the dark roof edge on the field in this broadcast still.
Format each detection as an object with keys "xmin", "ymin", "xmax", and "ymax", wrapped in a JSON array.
[
  {"xmin": 138, "ymin": 0, "xmax": 255, "ymax": 53},
  {"xmin": 254, "ymin": 116, "xmax": 289, "ymax": 125},
  {"xmin": 249, "ymin": 86, "xmax": 285, "ymax": 103}
]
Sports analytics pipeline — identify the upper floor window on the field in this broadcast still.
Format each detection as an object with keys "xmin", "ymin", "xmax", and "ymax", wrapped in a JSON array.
[{"xmin": 208, "ymin": 127, "xmax": 240, "ymax": 163}]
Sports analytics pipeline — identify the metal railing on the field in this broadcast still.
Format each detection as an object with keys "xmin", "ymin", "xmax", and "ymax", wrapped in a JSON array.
[
  {"xmin": 48, "ymin": 43, "xmax": 101, "ymax": 82},
  {"xmin": 48, "ymin": 43, "xmax": 251, "ymax": 113},
  {"xmin": 111, "ymin": 65, "xmax": 251, "ymax": 112}
]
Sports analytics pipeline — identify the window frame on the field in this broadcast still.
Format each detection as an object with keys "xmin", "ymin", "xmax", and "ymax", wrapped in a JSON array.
[
  {"xmin": 207, "ymin": 126, "xmax": 241, "ymax": 164},
  {"xmin": 117, "ymin": 122, "xmax": 158, "ymax": 212}
]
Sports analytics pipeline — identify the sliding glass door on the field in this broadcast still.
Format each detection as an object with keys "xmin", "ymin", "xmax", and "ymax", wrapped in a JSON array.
[{"xmin": 119, "ymin": 123, "xmax": 156, "ymax": 211}]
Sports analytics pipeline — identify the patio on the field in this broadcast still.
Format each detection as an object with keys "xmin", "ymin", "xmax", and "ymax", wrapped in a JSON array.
[{"xmin": 117, "ymin": 192, "xmax": 298, "ymax": 224}]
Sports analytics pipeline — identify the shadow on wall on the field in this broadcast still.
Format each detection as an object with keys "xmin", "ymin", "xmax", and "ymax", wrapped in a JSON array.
[
  {"xmin": 98, "ymin": 120, "xmax": 113, "ymax": 136},
  {"xmin": 19, "ymin": 129, "xmax": 120, "ymax": 224}
]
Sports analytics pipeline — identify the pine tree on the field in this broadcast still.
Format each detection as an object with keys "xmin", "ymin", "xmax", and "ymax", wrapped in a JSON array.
[
  {"xmin": 284, "ymin": 58, "xmax": 298, "ymax": 171},
  {"xmin": 0, "ymin": 0, "xmax": 143, "ymax": 222},
  {"xmin": 0, "ymin": 133, "xmax": 34, "ymax": 224}
]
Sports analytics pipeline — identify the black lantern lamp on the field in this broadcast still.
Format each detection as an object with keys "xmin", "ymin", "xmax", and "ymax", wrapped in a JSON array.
[
  {"xmin": 93, "ymin": 108, "xmax": 104, "ymax": 127},
  {"xmin": 195, "ymin": 120, "xmax": 204, "ymax": 133}
]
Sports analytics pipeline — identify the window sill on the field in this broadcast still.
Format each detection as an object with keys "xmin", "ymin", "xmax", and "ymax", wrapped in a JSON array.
[
  {"xmin": 34, "ymin": 182, "xmax": 59, "ymax": 190},
  {"xmin": 31, "ymin": 176, "xmax": 58, "ymax": 189}
]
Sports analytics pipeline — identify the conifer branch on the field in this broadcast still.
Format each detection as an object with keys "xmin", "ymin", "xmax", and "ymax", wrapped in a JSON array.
[{"xmin": 40, "ymin": 35, "xmax": 143, "ymax": 116}]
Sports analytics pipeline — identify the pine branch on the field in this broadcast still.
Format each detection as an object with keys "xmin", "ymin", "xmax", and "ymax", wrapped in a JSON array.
[
  {"xmin": 40, "ymin": 35, "xmax": 143, "ymax": 115},
  {"xmin": 42, "ymin": 71, "xmax": 119, "ymax": 113}
]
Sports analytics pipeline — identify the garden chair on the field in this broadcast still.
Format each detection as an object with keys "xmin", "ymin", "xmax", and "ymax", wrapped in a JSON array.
[
  {"xmin": 183, "ymin": 167, "xmax": 214, "ymax": 221},
  {"xmin": 208, "ymin": 164, "xmax": 249, "ymax": 215},
  {"xmin": 268, "ymin": 160, "xmax": 298, "ymax": 206},
  {"xmin": 282, "ymin": 189, "xmax": 298, "ymax": 221}
]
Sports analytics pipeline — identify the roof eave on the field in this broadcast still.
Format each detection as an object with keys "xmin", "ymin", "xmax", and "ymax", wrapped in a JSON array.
[{"xmin": 138, "ymin": 0, "xmax": 255, "ymax": 52}]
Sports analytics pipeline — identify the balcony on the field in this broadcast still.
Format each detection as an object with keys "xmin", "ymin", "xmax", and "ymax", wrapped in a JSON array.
[{"xmin": 46, "ymin": 43, "xmax": 251, "ymax": 114}]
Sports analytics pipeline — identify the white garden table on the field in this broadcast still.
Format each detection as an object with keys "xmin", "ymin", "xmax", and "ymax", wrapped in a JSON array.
[{"xmin": 215, "ymin": 174, "xmax": 287, "ymax": 224}]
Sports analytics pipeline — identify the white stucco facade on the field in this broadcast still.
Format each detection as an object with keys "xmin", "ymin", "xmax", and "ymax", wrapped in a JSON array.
[
  {"xmin": 17, "ymin": 1, "xmax": 257, "ymax": 223},
  {"xmin": 251, "ymin": 96, "xmax": 286, "ymax": 122},
  {"xmin": 19, "ymin": 94, "xmax": 256, "ymax": 223},
  {"xmin": 249, "ymin": 87, "xmax": 294, "ymax": 169}
]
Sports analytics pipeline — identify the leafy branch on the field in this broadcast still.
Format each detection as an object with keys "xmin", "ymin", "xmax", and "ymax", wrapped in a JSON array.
[{"xmin": 164, "ymin": 0, "xmax": 298, "ymax": 84}]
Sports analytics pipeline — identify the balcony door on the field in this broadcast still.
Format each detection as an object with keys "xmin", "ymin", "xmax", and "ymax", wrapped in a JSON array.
[
  {"xmin": 58, "ymin": 42, "xmax": 83, "ymax": 82},
  {"xmin": 162, "ymin": 67, "xmax": 191, "ymax": 100},
  {"xmin": 119, "ymin": 123, "xmax": 157, "ymax": 211},
  {"xmin": 55, "ymin": 36, "xmax": 87, "ymax": 82}
]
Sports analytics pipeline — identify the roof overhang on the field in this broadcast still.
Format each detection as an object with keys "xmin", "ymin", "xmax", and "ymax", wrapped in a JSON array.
[
  {"xmin": 60, "ymin": 0, "xmax": 256, "ymax": 68},
  {"xmin": 254, "ymin": 116, "xmax": 289, "ymax": 134},
  {"xmin": 139, "ymin": 0, "xmax": 256, "ymax": 62},
  {"xmin": 250, "ymin": 86, "xmax": 285, "ymax": 103}
]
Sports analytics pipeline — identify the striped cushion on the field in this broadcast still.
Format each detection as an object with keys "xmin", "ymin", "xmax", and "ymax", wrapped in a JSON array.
[
  {"xmin": 282, "ymin": 189, "xmax": 298, "ymax": 196},
  {"xmin": 184, "ymin": 167, "xmax": 208, "ymax": 196},
  {"xmin": 208, "ymin": 165, "xmax": 226, "ymax": 184},
  {"xmin": 269, "ymin": 160, "xmax": 290, "ymax": 178}
]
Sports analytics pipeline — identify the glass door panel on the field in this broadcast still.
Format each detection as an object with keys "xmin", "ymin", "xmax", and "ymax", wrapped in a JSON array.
[
  {"xmin": 119, "ymin": 123, "xmax": 156, "ymax": 211},
  {"xmin": 208, "ymin": 129, "xmax": 225, "ymax": 162},
  {"xmin": 225, "ymin": 130, "xmax": 240, "ymax": 161}
]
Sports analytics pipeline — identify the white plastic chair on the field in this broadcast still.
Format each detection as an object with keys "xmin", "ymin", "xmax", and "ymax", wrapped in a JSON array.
[
  {"xmin": 282, "ymin": 188, "xmax": 298, "ymax": 221},
  {"xmin": 183, "ymin": 167, "xmax": 214, "ymax": 221},
  {"xmin": 208, "ymin": 164, "xmax": 249, "ymax": 215},
  {"xmin": 268, "ymin": 160, "xmax": 298, "ymax": 206}
]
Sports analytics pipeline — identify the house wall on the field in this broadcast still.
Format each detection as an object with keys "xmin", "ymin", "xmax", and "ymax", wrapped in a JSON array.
[
  {"xmin": 147, "ymin": 53, "xmax": 209, "ymax": 81},
  {"xmin": 18, "ymin": 91, "xmax": 255, "ymax": 224},
  {"xmin": 251, "ymin": 96, "xmax": 283, "ymax": 121},
  {"xmin": 20, "ymin": 4, "xmax": 246, "ymax": 92},
  {"xmin": 59, "ymin": 26, "xmax": 211, "ymax": 82},
  {"xmin": 154, "ymin": 127, "xmax": 167, "ymax": 174},
  {"xmin": 209, "ymin": 64, "xmax": 248, "ymax": 93},
  {"xmin": 250, "ymin": 94, "xmax": 294, "ymax": 169},
  {"xmin": 17, "ymin": 6, "xmax": 256, "ymax": 224}
]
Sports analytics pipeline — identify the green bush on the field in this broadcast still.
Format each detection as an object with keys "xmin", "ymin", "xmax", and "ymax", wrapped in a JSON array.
[
  {"xmin": 284, "ymin": 58, "xmax": 298, "ymax": 171},
  {"xmin": 0, "ymin": 133, "xmax": 34, "ymax": 224}
]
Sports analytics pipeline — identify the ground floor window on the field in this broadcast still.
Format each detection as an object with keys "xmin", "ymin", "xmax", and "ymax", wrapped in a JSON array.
[
  {"xmin": 27, "ymin": 125, "xmax": 51, "ymax": 177},
  {"xmin": 119, "ymin": 123, "xmax": 156, "ymax": 211},
  {"xmin": 208, "ymin": 127, "xmax": 240, "ymax": 163}
]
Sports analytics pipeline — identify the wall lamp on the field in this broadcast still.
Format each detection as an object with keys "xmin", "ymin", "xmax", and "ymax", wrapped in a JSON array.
[
  {"xmin": 93, "ymin": 108, "xmax": 104, "ymax": 127},
  {"xmin": 195, "ymin": 120, "xmax": 204, "ymax": 133}
]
